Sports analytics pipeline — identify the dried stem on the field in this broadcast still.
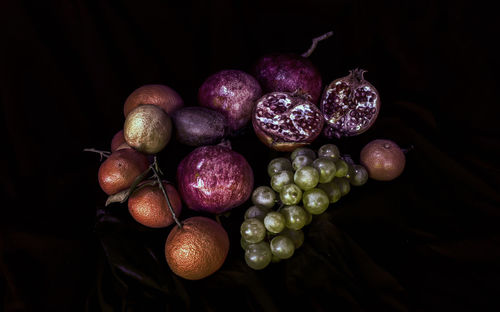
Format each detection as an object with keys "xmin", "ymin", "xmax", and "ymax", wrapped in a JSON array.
[
  {"xmin": 301, "ymin": 31, "xmax": 334, "ymax": 58},
  {"xmin": 83, "ymin": 148, "xmax": 111, "ymax": 161},
  {"xmin": 151, "ymin": 156, "xmax": 182, "ymax": 228}
]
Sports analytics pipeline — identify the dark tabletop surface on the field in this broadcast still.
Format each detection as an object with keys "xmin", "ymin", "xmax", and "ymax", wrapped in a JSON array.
[{"xmin": 1, "ymin": 1, "xmax": 499, "ymax": 311}]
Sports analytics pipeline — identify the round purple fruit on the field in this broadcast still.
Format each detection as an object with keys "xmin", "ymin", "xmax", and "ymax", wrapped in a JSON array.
[
  {"xmin": 177, "ymin": 144, "xmax": 254, "ymax": 214},
  {"xmin": 198, "ymin": 69, "xmax": 262, "ymax": 133},
  {"xmin": 253, "ymin": 53, "xmax": 322, "ymax": 104}
]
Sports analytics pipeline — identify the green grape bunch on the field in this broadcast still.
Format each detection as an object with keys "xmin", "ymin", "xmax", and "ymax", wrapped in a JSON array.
[{"xmin": 241, "ymin": 144, "xmax": 369, "ymax": 270}]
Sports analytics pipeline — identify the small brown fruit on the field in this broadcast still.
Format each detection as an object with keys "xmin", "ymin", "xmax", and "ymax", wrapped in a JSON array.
[
  {"xmin": 124, "ymin": 104, "xmax": 172, "ymax": 154},
  {"xmin": 123, "ymin": 84, "xmax": 184, "ymax": 117},
  {"xmin": 360, "ymin": 139, "xmax": 406, "ymax": 181},
  {"xmin": 98, "ymin": 149, "xmax": 149, "ymax": 195},
  {"xmin": 128, "ymin": 181, "xmax": 182, "ymax": 228},
  {"xmin": 110, "ymin": 130, "xmax": 126, "ymax": 152},
  {"xmin": 165, "ymin": 216, "xmax": 229, "ymax": 280}
]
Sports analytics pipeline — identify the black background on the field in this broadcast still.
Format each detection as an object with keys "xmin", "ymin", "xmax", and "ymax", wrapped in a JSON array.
[{"xmin": 1, "ymin": 0, "xmax": 499, "ymax": 311}]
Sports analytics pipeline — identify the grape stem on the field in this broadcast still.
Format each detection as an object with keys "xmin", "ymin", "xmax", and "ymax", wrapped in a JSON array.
[
  {"xmin": 301, "ymin": 31, "xmax": 334, "ymax": 58},
  {"xmin": 151, "ymin": 156, "xmax": 182, "ymax": 228},
  {"xmin": 276, "ymin": 202, "xmax": 284, "ymax": 212},
  {"xmin": 83, "ymin": 148, "xmax": 111, "ymax": 161}
]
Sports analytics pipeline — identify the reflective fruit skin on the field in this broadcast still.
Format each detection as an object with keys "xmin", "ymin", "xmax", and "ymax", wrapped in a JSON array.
[
  {"xmin": 123, "ymin": 84, "xmax": 184, "ymax": 117},
  {"xmin": 360, "ymin": 139, "xmax": 406, "ymax": 181},
  {"xmin": 245, "ymin": 241, "xmax": 272, "ymax": 270},
  {"xmin": 128, "ymin": 181, "xmax": 182, "ymax": 228},
  {"xmin": 165, "ymin": 216, "xmax": 229, "ymax": 280},
  {"xmin": 177, "ymin": 145, "xmax": 254, "ymax": 214},
  {"xmin": 253, "ymin": 53, "xmax": 322, "ymax": 104},
  {"xmin": 198, "ymin": 69, "xmax": 262, "ymax": 132},
  {"xmin": 110, "ymin": 130, "xmax": 126, "ymax": 152},
  {"xmin": 172, "ymin": 106, "xmax": 228, "ymax": 147},
  {"xmin": 124, "ymin": 104, "xmax": 172, "ymax": 154},
  {"xmin": 98, "ymin": 149, "xmax": 149, "ymax": 195}
]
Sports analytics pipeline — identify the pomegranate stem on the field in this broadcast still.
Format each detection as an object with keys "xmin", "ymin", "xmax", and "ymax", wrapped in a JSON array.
[
  {"xmin": 301, "ymin": 31, "xmax": 334, "ymax": 58},
  {"xmin": 217, "ymin": 139, "xmax": 232, "ymax": 150},
  {"xmin": 151, "ymin": 156, "xmax": 182, "ymax": 228},
  {"xmin": 83, "ymin": 148, "xmax": 111, "ymax": 161}
]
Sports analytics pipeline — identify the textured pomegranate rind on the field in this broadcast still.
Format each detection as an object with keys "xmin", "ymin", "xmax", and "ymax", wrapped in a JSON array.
[
  {"xmin": 253, "ymin": 53, "xmax": 322, "ymax": 103},
  {"xmin": 177, "ymin": 145, "xmax": 254, "ymax": 214},
  {"xmin": 198, "ymin": 69, "xmax": 262, "ymax": 132}
]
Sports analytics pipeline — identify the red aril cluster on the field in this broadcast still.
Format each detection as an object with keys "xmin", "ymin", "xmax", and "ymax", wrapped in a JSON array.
[
  {"xmin": 252, "ymin": 92, "xmax": 324, "ymax": 152},
  {"xmin": 320, "ymin": 69, "xmax": 380, "ymax": 139}
]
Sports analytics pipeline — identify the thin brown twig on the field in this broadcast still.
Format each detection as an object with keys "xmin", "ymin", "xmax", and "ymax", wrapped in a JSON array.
[
  {"xmin": 301, "ymin": 31, "xmax": 334, "ymax": 58},
  {"xmin": 151, "ymin": 156, "xmax": 182, "ymax": 228},
  {"xmin": 83, "ymin": 148, "xmax": 111, "ymax": 161}
]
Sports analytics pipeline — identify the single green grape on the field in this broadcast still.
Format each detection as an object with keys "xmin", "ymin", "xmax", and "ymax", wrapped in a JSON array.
[
  {"xmin": 267, "ymin": 157, "xmax": 293, "ymax": 177},
  {"xmin": 280, "ymin": 183, "xmax": 302, "ymax": 205},
  {"xmin": 281, "ymin": 205, "xmax": 308, "ymax": 230},
  {"xmin": 335, "ymin": 177, "xmax": 351, "ymax": 196},
  {"xmin": 270, "ymin": 170, "xmax": 294, "ymax": 192},
  {"xmin": 334, "ymin": 159, "xmax": 349, "ymax": 177},
  {"xmin": 312, "ymin": 157, "xmax": 337, "ymax": 183},
  {"xmin": 348, "ymin": 164, "xmax": 369, "ymax": 186},
  {"xmin": 291, "ymin": 147, "xmax": 316, "ymax": 161},
  {"xmin": 317, "ymin": 181, "xmax": 342, "ymax": 203},
  {"xmin": 251, "ymin": 186, "xmax": 276, "ymax": 209},
  {"xmin": 264, "ymin": 211, "xmax": 285, "ymax": 233},
  {"xmin": 318, "ymin": 144, "xmax": 340, "ymax": 160},
  {"xmin": 244, "ymin": 205, "xmax": 269, "ymax": 221},
  {"xmin": 302, "ymin": 188, "xmax": 330, "ymax": 215},
  {"xmin": 240, "ymin": 218, "xmax": 266, "ymax": 243},
  {"xmin": 294, "ymin": 166, "xmax": 319, "ymax": 191},
  {"xmin": 292, "ymin": 155, "xmax": 314, "ymax": 171},
  {"xmin": 245, "ymin": 242, "xmax": 272, "ymax": 270},
  {"xmin": 281, "ymin": 228, "xmax": 305, "ymax": 249},
  {"xmin": 270, "ymin": 235, "xmax": 295, "ymax": 259},
  {"xmin": 240, "ymin": 236, "xmax": 251, "ymax": 250}
]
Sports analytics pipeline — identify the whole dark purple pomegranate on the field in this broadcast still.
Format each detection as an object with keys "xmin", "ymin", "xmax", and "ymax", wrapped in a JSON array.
[
  {"xmin": 253, "ymin": 31, "xmax": 333, "ymax": 104},
  {"xmin": 177, "ymin": 143, "xmax": 254, "ymax": 214},
  {"xmin": 252, "ymin": 92, "xmax": 324, "ymax": 152},
  {"xmin": 198, "ymin": 69, "xmax": 262, "ymax": 133},
  {"xmin": 253, "ymin": 54, "xmax": 322, "ymax": 103},
  {"xmin": 320, "ymin": 69, "xmax": 381, "ymax": 139}
]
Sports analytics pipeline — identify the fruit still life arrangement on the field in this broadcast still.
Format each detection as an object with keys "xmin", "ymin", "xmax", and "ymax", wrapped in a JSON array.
[{"xmin": 86, "ymin": 31, "xmax": 408, "ymax": 280}]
